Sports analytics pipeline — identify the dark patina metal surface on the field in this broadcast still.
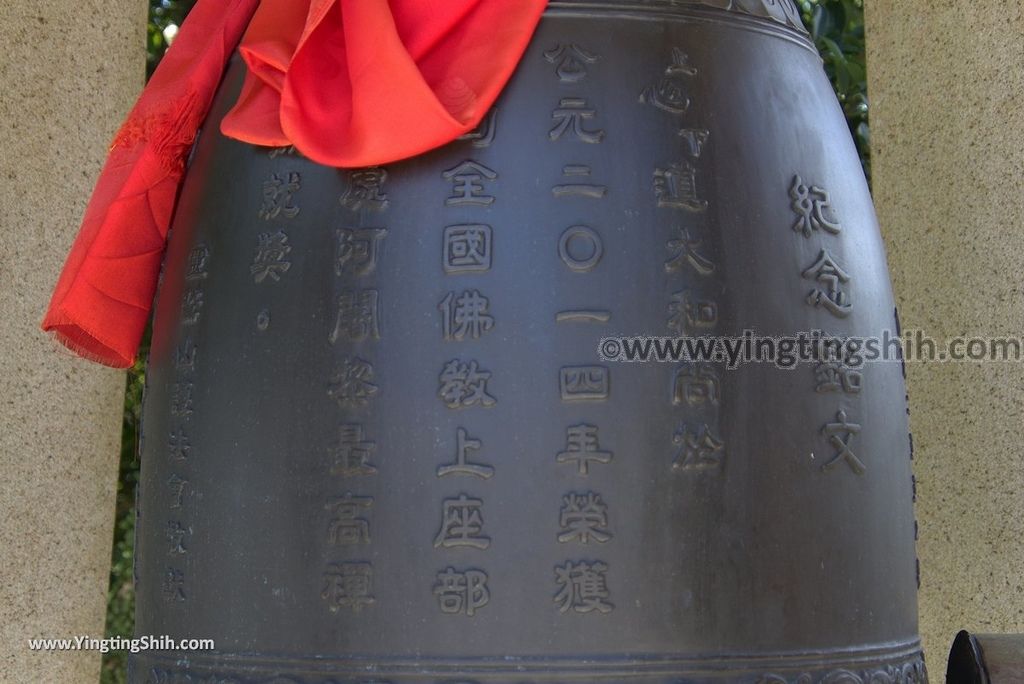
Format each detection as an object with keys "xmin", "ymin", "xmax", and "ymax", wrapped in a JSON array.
[{"xmin": 131, "ymin": 1, "xmax": 925, "ymax": 681}]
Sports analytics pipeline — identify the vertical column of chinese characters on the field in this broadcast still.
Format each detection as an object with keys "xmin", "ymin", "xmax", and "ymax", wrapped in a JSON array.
[
  {"xmin": 320, "ymin": 167, "xmax": 390, "ymax": 615},
  {"xmin": 433, "ymin": 114, "xmax": 500, "ymax": 619},
  {"xmin": 639, "ymin": 48, "xmax": 725, "ymax": 474},
  {"xmin": 252, "ymin": 152, "xmax": 301, "ymax": 329},
  {"xmin": 162, "ymin": 243, "xmax": 208, "ymax": 606},
  {"xmin": 788, "ymin": 176, "xmax": 864, "ymax": 477},
  {"xmin": 545, "ymin": 42, "xmax": 615, "ymax": 617}
]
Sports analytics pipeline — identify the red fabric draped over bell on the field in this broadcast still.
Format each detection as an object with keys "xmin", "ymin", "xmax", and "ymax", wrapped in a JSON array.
[
  {"xmin": 42, "ymin": 0, "xmax": 547, "ymax": 368},
  {"xmin": 221, "ymin": 0, "xmax": 548, "ymax": 166}
]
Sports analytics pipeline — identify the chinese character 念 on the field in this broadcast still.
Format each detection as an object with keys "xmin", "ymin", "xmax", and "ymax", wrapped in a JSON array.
[{"xmin": 802, "ymin": 248, "xmax": 852, "ymax": 317}]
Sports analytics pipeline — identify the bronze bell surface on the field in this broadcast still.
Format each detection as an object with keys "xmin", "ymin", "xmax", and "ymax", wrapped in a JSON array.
[{"xmin": 131, "ymin": 1, "xmax": 926, "ymax": 682}]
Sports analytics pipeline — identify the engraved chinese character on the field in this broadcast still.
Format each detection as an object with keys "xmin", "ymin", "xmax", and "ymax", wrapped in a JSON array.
[
  {"xmin": 672, "ymin": 364, "xmax": 721, "ymax": 406},
  {"xmin": 185, "ymin": 244, "xmax": 209, "ymax": 281},
  {"xmin": 672, "ymin": 423, "xmax": 725, "ymax": 470},
  {"xmin": 181, "ymin": 289, "xmax": 203, "ymax": 325},
  {"xmin": 654, "ymin": 162, "xmax": 707, "ymax": 211},
  {"xmin": 321, "ymin": 562, "xmax": 375, "ymax": 612},
  {"xmin": 259, "ymin": 172, "xmax": 300, "ymax": 220},
  {"xmin": 340, "ymin": 168, "xmax": 389, "ymax": 211},
  {"xmin": 170, "ymin": 382, "xmax": 194, "ymax": 418},
  {"xmin": 814, "ymin": 356, "xmax": 863, "ymax": 394},
  {"xmin": 790, "ymin": 175, "xmax": 841, "ymax": 237},
  {"xmin": 434, "ymin": 494, "xmax": 490, "ymax": 550},
  {"xmin": 439, "ymin": 290, "xmax": 494, "ymax": 341},
  {"xmin": 168, "ymin": 473, "xmax": 188, "ymax": 508},
  {"xmin": 458, "ymin": 109, "xmax": 497, "ymax": 147},
  {"xmin": 162, "ymin": 568, "xmax": 186, "ymax": 602},
  {"xmin": 802, "ymin": 249, "xmax": 852, "ymax": 317},
  {"xmin": 326, "ymin": 493, "xmax": 373, "ymax": 545},
  {"xmin": 639, "ymin": 48, "xmax": 697, "ymax": 114},
  {"xmin": 554, "ymin": 561, "xmax": 613, "ymax": 614},
  {"xmin": 328, "ymin": 358, "xmax": 379, "ymax": 407},
  {"xmin": 443, "ymin": 225, "xmax": 492, "ymax": 273},
  {"xmin": 168, "ymin": 428, "xmax": 191, "ymax": 461},
  {"xmin": 434, "ymin": 567, "xmax": 490, "ymax": 616},
  {"xmin": 175, "ymin": 338, "xmax": 197, "ymax": 372},
  {"xmin": 550, "ymin": 98, "xmax": 605, "ymax": 143},
  {"xmin": 329, "ymin": 424, "xmax": 378, "ymax": 477},
  {"xmin": 552, "ymin": 164, "xmax": 607, "ymax": 199},
  {"xmin": 557, "ymin": 424, "xmax": 613, "ymax": 475},
  {"xmin": 558, "ymin": 492, "xmax": 612, "ymax": 544},
  {"xmin": 335, "ymin": 227, "xmax": 387, "ymax": 277},
  {"xmin": 667, "ymin": 291, "xmax": 717, "ymax": 335},
  {"xmin": 543, "ymin": 43, "xmax": 598, "ymax": 82},
  {"xmin": 438, "ymin": 428, "xmax": 494, "ymax": 479},
  {"xmin": 679, "ymin": 128, "xmax": 710, "ymax": 158},
  {"xmin": 330, "ymin": 289, "xmax": 380, "ymax": 343},
  {"xmin": 558, "ymin": 225, "xmax": 603, "ymax": 272},
  {"xmin": 560, "ymin": 366, "xmax": 609, "ymax": 401},
  {"xmin": 251, "ymin": 230, "xmax": 292, "ymax": 283},
  {"xmin": 438, "ymin": 360, "xmax": 496, "ymax": 409},
  {"xmin": 166, "ymin": 521, "xmax": 190, "ymax": 555},
  {"xmin": 442, "ymin": 160, "xmax": 497, "ymax": 206},
  {"xmin": 822, "ymin": 409, "xmax": 865, "ymax": 474},
  {"xmin": 267, "ymin": 145, "xmax": 296, "ymax": 159},
  {"xmin": 665, "ymin": 226, "xmax": 715, "ymax": 275}
]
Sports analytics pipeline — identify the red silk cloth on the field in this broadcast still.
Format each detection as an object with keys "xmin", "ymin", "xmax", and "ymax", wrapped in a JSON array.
[{"xmin": 42, "ymin": 0, "xmax": 546, "ymax": 368}]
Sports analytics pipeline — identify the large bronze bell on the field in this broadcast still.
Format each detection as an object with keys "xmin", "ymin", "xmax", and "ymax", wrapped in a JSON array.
[{"xmin": 131, "ymin": 1, "xmax": 926, "ymax": 681}]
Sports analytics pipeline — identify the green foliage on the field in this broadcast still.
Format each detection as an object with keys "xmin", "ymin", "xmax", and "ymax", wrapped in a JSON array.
[
  {"xmin": 101, "ymin": 2, "xmax": 869, "ymax": 682},
  {"xmin": 146, "ymin": 0, "xmax": 197, "ymax": 78},
  {"xmin": 797, "ymin": 0, "xmax": 870, "ymax": 182},
  {"xmin": 100, "ymin": 342, "xmax": 147, "ymax": 684}
]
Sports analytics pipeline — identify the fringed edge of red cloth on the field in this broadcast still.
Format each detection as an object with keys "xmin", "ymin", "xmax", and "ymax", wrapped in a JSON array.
[
  {"xmin": 42, "ymin": 0, "xmax": 262, "ymax": 368},
  {"xmin": 41, "ymin": 0, "xmax": 547, "ymax": 368}
]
